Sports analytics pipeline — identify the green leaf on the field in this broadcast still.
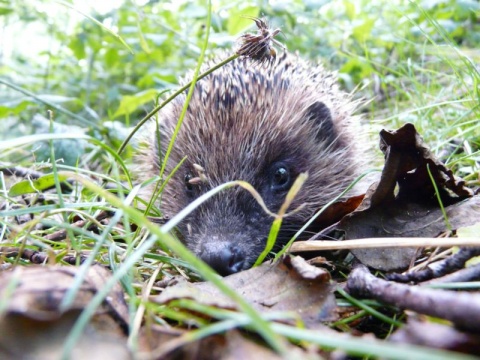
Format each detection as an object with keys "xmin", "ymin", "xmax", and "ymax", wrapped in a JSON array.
[
  {"xmin": 343, "ymin": 0, "xmax": 356, "ymax": 20},
  {"xmin": 69, "ymin": 34, "xmax": 86, "ymax": 60},
  {"xmin": 352, "ymin": 18, "xmax": 375, "ymax": 43},
  {"xmin": 113, "ymin": 89, "xmax": 159, "ymax": 118},
  {"xmin": 33, "ymin": 137, "xmax": 86, "ymax": 167},
  {"xmin": 227, "ymin": 6, "xmax": 260, "ymax": 35},
  {"xmin": 8, "ymin": 173, "xmax": 70, "ymax": 197},
  {"xmin": 0, "ymin": 5, "xmax": 13, "ymax": 15},
  {"xmin": 0, "ymin": 99, "xmax": 30, "ymax": 117},
  {"xmin": 104, "ymin": 48, "xmax": 119, "ymax": 68}
]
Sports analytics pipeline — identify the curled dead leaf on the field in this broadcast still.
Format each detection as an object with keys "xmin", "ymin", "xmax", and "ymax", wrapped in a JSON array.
[{"xmin": 338, "ymin": 123, "xmax": 476, "ymax": 271}]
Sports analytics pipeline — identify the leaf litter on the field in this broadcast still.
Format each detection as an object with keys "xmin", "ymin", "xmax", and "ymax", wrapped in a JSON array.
[
  {"xmin": 0, "ymin": 265, "xmax": 129, "ymax": 359},
  {"xmin": 153, "ymin": 255, "xmax": 336, "ymax": 326},
  {"xmin": 291, "ymin": 122, "xmax": 480, "ymax": 355}
]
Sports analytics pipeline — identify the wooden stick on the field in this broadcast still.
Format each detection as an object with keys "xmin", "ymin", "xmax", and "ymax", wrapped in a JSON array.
[{"xmin": 290, "ymin": 237, "xmax": 480, "ymax": 252}]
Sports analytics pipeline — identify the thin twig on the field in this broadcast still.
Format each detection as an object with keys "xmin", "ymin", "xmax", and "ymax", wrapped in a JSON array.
[
  {"xmin": 347, "ymin": 263, "xmax": 480, "ymax": 332},
  {"xmin": 290, "ymin": 237, "xmax": 480, "ymax": 252}
]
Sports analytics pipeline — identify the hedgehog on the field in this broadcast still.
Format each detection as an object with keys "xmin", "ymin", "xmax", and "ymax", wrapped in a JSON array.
[{"xmin": 137, "ymin": 52, "xmax": 364, "ymax": 276}]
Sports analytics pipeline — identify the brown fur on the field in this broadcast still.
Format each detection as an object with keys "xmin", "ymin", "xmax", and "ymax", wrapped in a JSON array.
[{"xmin": 137, "ymin": 52, "xmax": 364, "ymax": 275}]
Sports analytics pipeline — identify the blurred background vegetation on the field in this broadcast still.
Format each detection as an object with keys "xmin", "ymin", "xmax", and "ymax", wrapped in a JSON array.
[{"xmin": 0, "ymin": 0, "xmax": 479, "ymax": 179}]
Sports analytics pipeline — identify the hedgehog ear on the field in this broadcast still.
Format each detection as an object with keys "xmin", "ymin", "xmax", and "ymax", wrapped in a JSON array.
[{"xmin": 304, "ymin": 101, "xmax": 338, "ymax": 144}]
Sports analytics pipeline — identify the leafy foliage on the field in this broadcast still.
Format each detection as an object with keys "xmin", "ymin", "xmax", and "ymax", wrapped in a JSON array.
[{"xmin": 1, "ymin": 1, "xmax": 478, "ymax": 162}]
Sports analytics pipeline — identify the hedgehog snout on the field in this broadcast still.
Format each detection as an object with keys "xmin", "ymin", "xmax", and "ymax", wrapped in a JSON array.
[{"xmin": 199, "ymin": 241, "xmax": 246, "ymax": 276}]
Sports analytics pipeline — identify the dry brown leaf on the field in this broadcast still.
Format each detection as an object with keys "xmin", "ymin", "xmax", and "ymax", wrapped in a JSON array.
[
  {"xmin": 138, "ymin": 327, "xmax": 288, "ymax": 360},
  {"xmin": 153, "ymin": 255, "xmax": 336, "ymax": 327},
  {"xmin": 0, "ymin": 265, "xmax": 129, "ymax": 360},
  {"xmin": 308, "ymin": 194, "xmax": 365, "ymax": 231},
  {"xmin": 389, "ymin": 320, "xmax": 480, "ymax": 354},
  {"xmin": 337, "ymin": 123, "xmax": 476, "ymax": 271}
]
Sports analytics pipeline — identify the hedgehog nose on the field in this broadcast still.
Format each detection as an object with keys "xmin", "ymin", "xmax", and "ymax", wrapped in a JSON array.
[{"xmin": 199, "ymin": 243, "xmax": 245, "ymax": 276}]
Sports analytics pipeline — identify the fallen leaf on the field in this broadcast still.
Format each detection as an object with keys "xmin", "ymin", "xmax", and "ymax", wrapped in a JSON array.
[
  {"xmin": 457, "ymin": 223, "xmax": 480, "ymax": 238},
  {"xmin": 389, "ymin": 320, "xmax": 480, "ymax": 354},
  {"xmin": 308, "ymin": 194, "xmax": 365, "ymax": 232},
  {"xmin": 153, "ymin": 255, "xmax": 336, "ymax": 327},
  {"xmin": 139, "ymin": 328, "xmax": 289, "ymax": 360},
  {"xmin": 0, "ymin": 265, "xmax": 130, "ymax": 360},
  {"xmin": 344, "ymin": 195, "xmax": 480, "ymax": 271},
  {"xmin": 337, "ymin": 123, "xmax": 476, "ymax": 271}
]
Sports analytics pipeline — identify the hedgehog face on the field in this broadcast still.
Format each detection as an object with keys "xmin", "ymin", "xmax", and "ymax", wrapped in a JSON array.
[
  {"xmin": 173, "ymin": 158, "xmax": 307, "ymax": 275},
  {"xmin": 141, "ymin": 53, "xmax": 361, "ymax": 275}
]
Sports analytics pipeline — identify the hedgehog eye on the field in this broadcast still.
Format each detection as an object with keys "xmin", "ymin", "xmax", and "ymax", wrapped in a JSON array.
[
  {"xmin": 271, "ymin": 164, "xmax": 291, "ymax": 192},
  {"xmin": 184, "ymin": 174, "xmax": 194, "ymax": 194}
]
